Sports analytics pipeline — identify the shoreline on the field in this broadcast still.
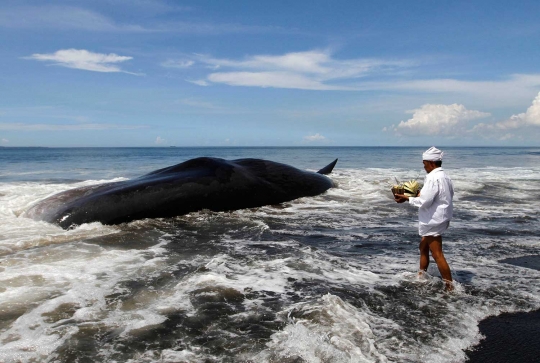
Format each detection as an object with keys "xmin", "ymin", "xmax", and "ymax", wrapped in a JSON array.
[
  {"xmin": 466, "ymin": 255, "xmax": 540, "ymax": 363},
  {"xmin": 465, "ymin": 309, "xmax": 540, "ymax": 363}
]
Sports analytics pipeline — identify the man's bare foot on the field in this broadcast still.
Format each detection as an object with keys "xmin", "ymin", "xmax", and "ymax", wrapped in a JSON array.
[{"xmin": 443, "ymin": 280, "xmax": 454, "ymax": 292}]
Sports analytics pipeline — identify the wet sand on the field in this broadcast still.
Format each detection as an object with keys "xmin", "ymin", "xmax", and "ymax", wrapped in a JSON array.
[
  {"xmin": 465, "ymin": 309, "xmax": 540, "ymax": 363},
  {"xmin": 465, "ymin": 255, "xmax": 540, "ymax": 363},
  {"xmin": 499, "ymin": 255, "xmax": 540, "ymax": 271}
]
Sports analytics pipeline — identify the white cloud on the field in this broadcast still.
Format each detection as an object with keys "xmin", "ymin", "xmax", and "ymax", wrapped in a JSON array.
[
  {"xmin": 208, "ymin": 71, "xmax": 346, "ymax": 90},
  {"xmin": 391, "ymin": 104, "xmax": 490, "ymax": 136},
  {"xmin": 155, "ymin": 136, "xmax": 166, "ymax": 145},
  {"xmin": 158, "ymin": 22, "xmax": 293, "ymax": 35},
  {"xmin": 1, "ymin": 138, "xmax": 8, "ymax": 144},
  {"xmin": 472, "ymin": 91, "xmax": 540, "ymax": 135},
  {"xmin": 161, "ymin": 59, "xmax": 195, "ymax": 68},
  {"xmin": 359, "ymin": 74, "xmax": 540, "ymax": 106},
  {"xmin": 389, "ymin": 92, "xmax": 540, "ymax": 140},
  {"xmin": 177, "ymin": 98, "xmax": 216, "ymax": 109},
  {"xmin": 0, "ymin": 123, "xmax": 146, "ymax": 131},
  {"xmin": 201, "ymin": 51, "xmax": 332, "ymax": 74},
  {"xmin": 0, "ymin": 106, "xmax": 95, "ymax": 124},
  {"xmin": 303, "ymin": 133, "xmax": 327, "ymax": 142},
  {"xmin": 0, "ymin": 6, "xmax": 147, "ymax": 32},
  {"xmin": 26, "ymin": 49, "xmax": 132, "ymax": 72},
  {"xmin": 0, "ymin": 6, "xmax": 283, "ymax": 34},
  {"xmin": 485, "ymin": 92, "xmax": 540, "ymax": 129},
  {"xmin": 387, "ymin": 74, "xmax": 540, "ymax": 95},
  {"xmin": 187, "ymin": 79, "xmax": 210, "ymax": 87},
  {"xmin": 177, "ymin": 49, "xmax": 540, "ymax": 100},
  {"xmin": 499, "ymin": 133, "xmax": 516, "ymax": 140},
  {"xmin": 195, "ymin": 50, "xmax": 411, "ymax": 90},
  {"xmin": 26, "ymin": 49, "xmax": 137, "ymax": 74},
  {"xmin": 507, "ymin": 91, "xmax": 540, "ymax": 127}
]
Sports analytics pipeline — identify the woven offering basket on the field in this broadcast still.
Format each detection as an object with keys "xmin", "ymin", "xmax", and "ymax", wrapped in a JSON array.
[{"xmin": 391, "ymin": 179, "xmax": 421, "ymax": 197}]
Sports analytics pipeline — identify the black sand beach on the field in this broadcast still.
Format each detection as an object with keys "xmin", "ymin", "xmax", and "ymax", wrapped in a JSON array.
[
  {"xmin": 465, "ymin": 255, "xmax": 540, "ymax": 363},
  {"xmin": 499, "ymin": 255, "xmax": 540, "ymax": 272},
  {"xmin": 465, "ymin": 309, "xmax": 540, "ymax": 363}
]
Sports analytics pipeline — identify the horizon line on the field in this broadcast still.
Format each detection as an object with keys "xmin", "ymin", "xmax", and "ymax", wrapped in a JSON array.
[{"xmin": 2, "ymin": 145, "xmax": 539, "ymax": 149}]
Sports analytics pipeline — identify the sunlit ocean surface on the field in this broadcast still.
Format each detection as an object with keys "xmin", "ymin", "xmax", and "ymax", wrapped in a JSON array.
[{"xmin": 1, "ymin": 147, "xmax": 539, "ymax": 362}]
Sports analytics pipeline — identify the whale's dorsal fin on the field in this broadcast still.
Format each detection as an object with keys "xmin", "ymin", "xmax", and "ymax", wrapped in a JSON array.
[{"xmin": 317, "ymin": 158, "xmax": 338, "ymax": 175}]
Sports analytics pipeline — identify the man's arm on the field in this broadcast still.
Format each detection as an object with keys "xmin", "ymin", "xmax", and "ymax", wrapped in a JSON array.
[{"xmin": 408, "ymin": 179, "xmax": 438, "ymax": 208}]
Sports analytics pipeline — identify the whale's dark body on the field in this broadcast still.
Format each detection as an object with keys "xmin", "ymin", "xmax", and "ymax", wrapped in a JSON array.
[{"xmin": 25, "ymin": 157, "xmax": 338, "ymax": 229}]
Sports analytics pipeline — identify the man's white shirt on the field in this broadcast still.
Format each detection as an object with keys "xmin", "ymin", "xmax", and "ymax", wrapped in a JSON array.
[{"xmin": 408, "ymin": 167, "xmax": 454, "ymax": 236}]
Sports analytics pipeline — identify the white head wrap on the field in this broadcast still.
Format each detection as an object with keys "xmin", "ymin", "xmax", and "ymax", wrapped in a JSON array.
[{"xmin": 422, "ymin": 146, "xmax": 443, "ymax": 161}]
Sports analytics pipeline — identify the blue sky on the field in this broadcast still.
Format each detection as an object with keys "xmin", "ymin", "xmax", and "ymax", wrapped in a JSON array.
[{"xmin": 1, "ymin": 0, "xmax": 540, "ymax": 147}]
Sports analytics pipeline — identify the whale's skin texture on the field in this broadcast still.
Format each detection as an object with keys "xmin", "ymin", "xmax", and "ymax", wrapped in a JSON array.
[{"xmin": 24, "ymin": 157, "xmax": 337, "ymax": 229}]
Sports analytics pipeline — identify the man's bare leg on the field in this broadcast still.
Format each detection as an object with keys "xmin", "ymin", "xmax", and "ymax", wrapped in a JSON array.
[
  {"xmin": 418, "ymin": 236, "xmax": 431, "ymax": 275},
  {"xmin": 419, "ymin": 236, "xmax": 453, "ymax": 290},
  {"xmin": 426, "ymin": 236, "xmax": 453, "ymax": 291}
]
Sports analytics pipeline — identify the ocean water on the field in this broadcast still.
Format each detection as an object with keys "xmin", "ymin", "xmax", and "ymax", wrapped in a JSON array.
[{"xmin": 0, "ymin": 146, "xmax": 539, "ymax": 363}]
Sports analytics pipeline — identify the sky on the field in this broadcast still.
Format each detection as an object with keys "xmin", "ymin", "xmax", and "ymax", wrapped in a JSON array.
[{"xmin": 1, "ymin": 0, "xmax": 540, "ymax": 147}]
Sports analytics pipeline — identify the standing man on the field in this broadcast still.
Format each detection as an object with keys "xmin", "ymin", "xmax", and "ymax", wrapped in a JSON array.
[{"xmin": 394, "ymin": 147, "xmax": 454, "ymax": 291}]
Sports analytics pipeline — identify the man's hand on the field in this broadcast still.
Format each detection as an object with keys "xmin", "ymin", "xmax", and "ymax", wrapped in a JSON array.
[{"xmin": 394, "ymin": 193, "xmax": 408, "ymax": 203}]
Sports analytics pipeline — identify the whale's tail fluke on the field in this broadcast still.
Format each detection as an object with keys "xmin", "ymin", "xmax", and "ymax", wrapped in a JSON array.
[{"xmin": 317, "ymin": 158, "xmax": 338, "ymax": 175}]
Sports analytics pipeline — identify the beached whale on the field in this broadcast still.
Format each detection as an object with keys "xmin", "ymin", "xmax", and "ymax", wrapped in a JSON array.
[{"xmin": 24, "ymin": 157, "xmax": 338, "ymax": 229}]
